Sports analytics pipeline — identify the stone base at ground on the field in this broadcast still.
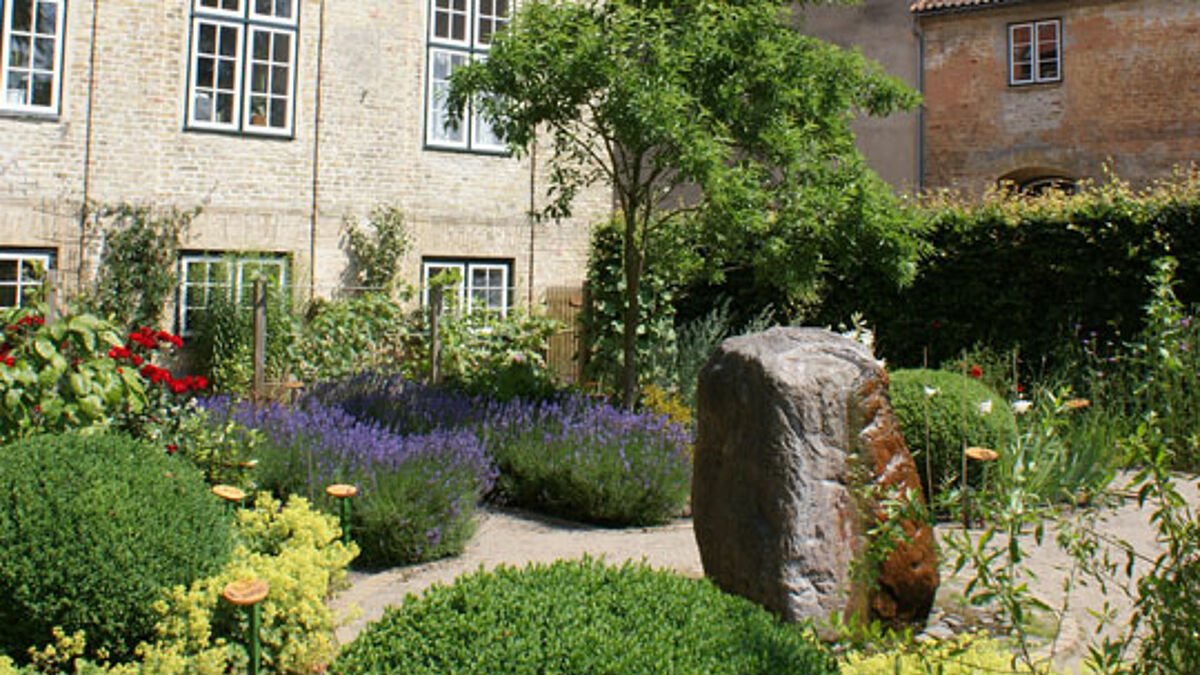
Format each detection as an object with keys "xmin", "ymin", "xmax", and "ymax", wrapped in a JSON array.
[{"xmin": 692, "ymin": 327, "xmax": 938, "ymax": 631}]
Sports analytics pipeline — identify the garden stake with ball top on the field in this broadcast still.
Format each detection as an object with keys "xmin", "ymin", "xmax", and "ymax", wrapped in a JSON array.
[
  {"xmin": 222, "ymin": 579, "xmax": 269, "ymax": 675},
  {"xmin": 326, "ymin": 483, "xmax": 358, "ymax": 544},
  {"xmin": 211, "ymin": 484, "xmax": 246, "ymax": 516}
]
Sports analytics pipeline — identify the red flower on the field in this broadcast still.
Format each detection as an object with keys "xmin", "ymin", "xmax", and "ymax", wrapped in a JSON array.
[
  {"xmin": 169, "ymin": 379, "xmax": 188, "ymax": 394},
  {"xmin": 108, "ymin": 346, "xmax": 132, "ymax": 360},
  {"xmin": 130, "ymin": 354, "xmax": 144, "ymax": 366},
  {"xmin": 140, "ymin": 364, "xmax": 170, "ymax": 383},
  {"xmin": 968, "ymin": 365, "xmax": 983, "ymax": 379},
  {"xmin": 192, "ymin": 375, "xmax": 208, "ymax": 390},
  {"xmin": 1016, "ymin": 384, "xmax": 1025, "ymax": 393},
  {"xmin": 2, "ymin": 356, "xmax": 13, "ymax": 367},
  {"xmin": 165, "ymin": 444, "xmax": 178, "ymax": 455}
]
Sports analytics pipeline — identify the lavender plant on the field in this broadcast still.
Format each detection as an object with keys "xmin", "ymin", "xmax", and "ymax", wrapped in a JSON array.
[
  {"xmin": 311, "ymin": 373, "xmax": 693, "ymax": 526},
  {"xmin": 484, "ymin": 394, "xmax": 692, "ymax": 525},
  {"xmin": 201, "ymin": 397, "xmax": 495, "ymax": 567}
]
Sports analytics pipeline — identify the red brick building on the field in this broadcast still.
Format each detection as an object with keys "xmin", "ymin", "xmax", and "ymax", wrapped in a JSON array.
[{"xmin": 912, "ymin": 0, "xmax": 1200, "ymax": 193}]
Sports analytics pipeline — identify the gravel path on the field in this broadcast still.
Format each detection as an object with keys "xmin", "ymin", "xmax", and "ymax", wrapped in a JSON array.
[{"xmin": 330, "ymin": 476, "xmax": 1198, "ymax": 672}]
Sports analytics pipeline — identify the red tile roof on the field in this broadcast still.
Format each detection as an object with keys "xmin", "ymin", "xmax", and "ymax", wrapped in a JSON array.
[{"xmin": 911, "ymin": 0, "xmax": 1028, "ymax": 14}]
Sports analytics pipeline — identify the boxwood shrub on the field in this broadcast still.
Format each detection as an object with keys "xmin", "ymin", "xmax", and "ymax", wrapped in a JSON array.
[
  {"xmin": 331, "ymin": 558, "xmax": 836, "ymax": 675},
  {"xmin": 0, "ymin": 433, "xmax": 233, "ymax": 662},
  {"xmin": 889, "ymin": 368, "xmax": 1018, "ymax": 501}
]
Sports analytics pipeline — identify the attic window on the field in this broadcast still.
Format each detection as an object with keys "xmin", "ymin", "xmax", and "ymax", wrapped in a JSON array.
[{"xmin": 1009, "ymin": 19, "xmax": 1060, "ymax": 86}]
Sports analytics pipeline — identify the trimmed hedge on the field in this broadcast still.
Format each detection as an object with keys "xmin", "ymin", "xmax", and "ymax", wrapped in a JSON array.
[
  {"xmin": 0, "ymin": 433, "xmax": 233, "ymax": 662},
  {"xmin": 331, "ymin": 558, "xmax": 836, "ymax": 674},
  {"xmin": 890, "ymin": 369, "xmax": 1018, "ymax": 501},
  {"xmin": 866, "ymin": 178, "xmax": 1200, "ymax": 370}
]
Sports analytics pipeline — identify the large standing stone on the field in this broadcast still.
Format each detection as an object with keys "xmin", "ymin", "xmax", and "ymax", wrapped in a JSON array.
[{"xmin": 692, "ymin": 327, "xmax": 938, "ymax": 630}]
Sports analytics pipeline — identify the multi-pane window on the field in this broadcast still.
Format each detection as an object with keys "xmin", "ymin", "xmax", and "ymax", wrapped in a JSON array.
[
  {"xmin": 0, "ymin": 251, "xmax": 51, "ymax": 308},
  {"xmin": 1, "ymin": 0, "xmax": 65, "ymax": 114},
  {"xmin": 1009, "ymin": 19, "xmax": 1060, "ymax": 86},
  {"xmin": 178, "ymin": 254, "xmax": 288, "ymax": 333},
  {"xmin": 426, "ymin": 0, "xmax": 511, "ymax": 151},
  {"xmin": 422, "ymin": 259, "xmax": 511, "ymax": 315},
  {"xmin": 187, "ymin": 0, "xmax": 298, "ymax": 135}
]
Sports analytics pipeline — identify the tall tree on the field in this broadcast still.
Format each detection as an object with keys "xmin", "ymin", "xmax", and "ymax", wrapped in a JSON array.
[{"xmin": 449, "ymin": 0, "xmax": 921, "ymax": 407}]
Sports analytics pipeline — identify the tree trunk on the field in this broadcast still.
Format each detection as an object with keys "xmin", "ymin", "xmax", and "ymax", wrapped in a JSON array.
[{"xmin": 621, "ymin": 209, "xmax": 641, "ymax": 409}]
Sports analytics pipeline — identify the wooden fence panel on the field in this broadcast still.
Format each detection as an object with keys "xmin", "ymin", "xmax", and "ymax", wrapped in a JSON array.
[{"xmin": 544, "ymin": 285, "xmax": 585, "ymax": 384}]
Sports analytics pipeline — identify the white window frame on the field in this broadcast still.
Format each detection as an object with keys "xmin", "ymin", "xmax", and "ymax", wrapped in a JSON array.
[
  {"xmin": 422, "ymin": 259, "xmax": 510, "ymax": 315},
  {"xmin": 1009, "ymin": 19, "xmax": 1061, "ymax": 86},
  {"xmin": 186, "ymin": 0, "xmax": 298, "ymax": 136},
  {"xmin": 425, "ymin": 0, "xmax": 512, "ymax": 151},
  {"xmin": 0, "ymin": 250, "xmax": 51, "ymax": 309},
  {"xmin": 426, "ymin": 48, "xmax": 469, "ymax": 149},
  {"xmin": 178, "ymin": 253, "xmax": 288, "ymax": 334},
  {"xmin": 0, "ymin": 0, "xmax": 66, "ymax": 115}
]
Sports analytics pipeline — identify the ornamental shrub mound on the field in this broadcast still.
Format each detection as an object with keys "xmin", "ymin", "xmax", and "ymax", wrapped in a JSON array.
[
  {"xmin": 889, "ymin": 368, "xmax": 1018, "ymax": 502},
  {"xmin": 203, "ymin": 397, "xmax": 495, "ymax": 567},
  {"xmin": 331, "ymin": 558, "xmax": 836, "ymax": 675},
  {"xmin": 0, "ymin": 433, "xmax": 233, "ymax": 662}
]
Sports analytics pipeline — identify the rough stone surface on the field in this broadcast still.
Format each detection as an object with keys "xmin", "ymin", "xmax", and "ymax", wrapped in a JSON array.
[{"xmin": 692, "ymin": 327, "xmax": 938, "ymax": 630}]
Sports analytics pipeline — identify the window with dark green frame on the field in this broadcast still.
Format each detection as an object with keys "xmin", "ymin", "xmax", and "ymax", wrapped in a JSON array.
[
  {"xmin": 186, "ymin": 0, "xmax": 298, "ymax": 136},
  {"xmin": 178, "ymin": 253, "xmax": 287, "ymax": 334}
]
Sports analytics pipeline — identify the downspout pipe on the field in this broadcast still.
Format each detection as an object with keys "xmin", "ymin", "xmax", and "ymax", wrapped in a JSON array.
[
  {"xmin": 78, "ymin": 0, "xmax": 100, "ymax": 294},
  {"xmin": 309, "ymin": 0, "xmax": 328, "ymax": 303}
]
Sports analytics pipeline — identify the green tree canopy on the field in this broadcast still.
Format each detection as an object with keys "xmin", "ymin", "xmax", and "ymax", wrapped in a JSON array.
[{"xmin": 450, "ymin": 0, "xmax": 923, "ymax": 406}]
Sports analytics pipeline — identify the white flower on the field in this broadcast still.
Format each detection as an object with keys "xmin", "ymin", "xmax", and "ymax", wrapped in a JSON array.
[
  {"xmin": 1011, "ymin": 399, "xmax": 1033, "ymax": 415},
  {"xmin": 977, "ymin": 398, "xmax": 993, "ymax": 415},
  {"xmin": 923, "ymin": 386, "xmax": 939, "ymax": 398}
]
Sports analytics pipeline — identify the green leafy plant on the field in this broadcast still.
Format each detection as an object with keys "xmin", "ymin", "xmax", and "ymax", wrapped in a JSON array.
[
  {"xmin": 0, "ymin": 432, "xmax": 233, "ymax": 662},
  {"xmin": 581, "ymin": 219, "xmax": 677, "ymax": 398},
  {"xmin": 344, "ymin": 206, "xmax": 412, "ymax": 295},
  {"xmin": 426, "ymin": 309, "xmax": 562, "ymax": 400},
  {"xmin": 0, "ymin": 306, "xmax": 147, "ymax": 444},
  {"xmin": 298, "ymin": 293, "xmax": 415, "ymax": 383},
  {"xmin": 889, "ymin": 368, "xmax": 1018, "ymax": 502},
  {"xmin": 670, "ymin": 298, "xmax": 775, "ymax": 412},
  {"xmin": 188, "ymin": 264, "xmax": 299, "ymax": 394},
  {"xmin": 173, "ymin": 406, "xmax": 262, "ymax": 488},
  {"xmin": 83, "ymin": 203, "xmax": 197, "ymax": 332},
  {"xmin": 331, "ymin": 557, "xmax": 836, "ymax": 674}
]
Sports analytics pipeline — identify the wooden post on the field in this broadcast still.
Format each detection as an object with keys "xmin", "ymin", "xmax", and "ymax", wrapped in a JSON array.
[
  {"xmin": 578, "ymin": 282, "xmax": 591, "ymax": 385},
  {"xmin": 429, "ymin": 285, "xmax": 443, "ymax": 385},
  {"xmin": 252, "ymin": 280, "xmax": 266, "ymax": 403}
]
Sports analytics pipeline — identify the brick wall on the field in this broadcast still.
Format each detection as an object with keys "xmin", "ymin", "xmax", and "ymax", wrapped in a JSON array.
[
  {"xmin": 0, "ymin": 0, "xmax": 608, "ymax": 319},
  {"xmin": 919, "ymin": 0, "xmax": 1200, "ymax": 192}
]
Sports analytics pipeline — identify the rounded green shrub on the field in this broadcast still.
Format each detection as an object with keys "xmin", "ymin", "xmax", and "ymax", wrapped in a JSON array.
[
  {"xmin": 889, "ymin": 369, "xmax": 1018, "ymax": 501},
  {"xmin": 0, "ymin": 433, "xmax": 233, "ymax": 662},
  {"xmin": 331, "ymin": 558, "xmax": 836, "ymax": 675}
]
